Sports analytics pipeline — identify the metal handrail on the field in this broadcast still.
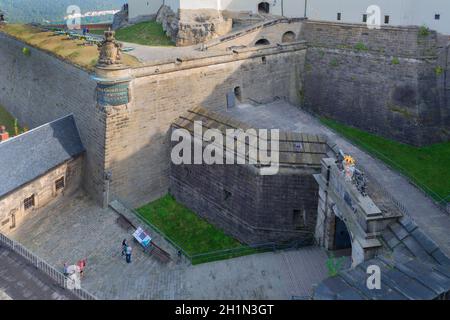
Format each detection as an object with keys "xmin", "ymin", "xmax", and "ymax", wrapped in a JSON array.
[
  {"xmin": 124, "ymin": 199, "xmax": 314, "ymax": 264},
  {"xmin": 0, "ymin": 232, "xmax": 97, "ymax": 300}
]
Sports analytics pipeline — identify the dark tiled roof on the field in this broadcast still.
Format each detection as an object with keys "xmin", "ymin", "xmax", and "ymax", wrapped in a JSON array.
[
  {"xmin": 173, "ymin": 107, "xmax": 330, "ymax": 167},
  {"xmin": 313, "ymin": 256, "xmax": 450, "ymax": 300},
  {"xmin": 313, "ymin": 216, "xmax": 450, "ymax": 300},
  {"xmin": 0, "ymin": 115, "xmax": 85, "ymax": 198}
]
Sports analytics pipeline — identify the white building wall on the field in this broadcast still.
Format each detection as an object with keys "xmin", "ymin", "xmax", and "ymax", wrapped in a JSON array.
[
  {"xmin": 179, "ymin": 0, "xmax": 218, "ymax": 10},
  {"xmin": 128, "ymin": 0, "xmax": 163, "ymax": 19},
  {"xmin": 128, "ymin": 0, "xmax": 450, "ymax": 34},
  {"xmin": 305, "ymin": 0, "xmax": 450, "ymax": 34},
  {"xmin": 165, "ymin": 0, "xmax": 181, "ymax": 12}
]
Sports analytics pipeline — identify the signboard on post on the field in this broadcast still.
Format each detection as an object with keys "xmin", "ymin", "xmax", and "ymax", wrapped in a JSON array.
[{"xmin": 133, "ymin": 227, "xmax": 152, "ymax": 248}]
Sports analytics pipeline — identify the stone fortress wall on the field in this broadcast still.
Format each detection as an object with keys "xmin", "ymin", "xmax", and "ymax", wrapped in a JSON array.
[
  {"xmin": 300, "ymin": 20, "xmax": 450, "ymax": 146},
  {"xmin": 0, "ymin": 18, "xmax": 448, "ymax": 209},
  {"xmin": 106, "ymin": 43, "xmax": 306, "ymax": 207},
  {"xmin": 0, "ymin": 29, "xmax": 306, "ymax": 207}
]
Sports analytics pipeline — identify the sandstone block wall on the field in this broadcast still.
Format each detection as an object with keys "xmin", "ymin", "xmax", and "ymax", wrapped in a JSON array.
[
  {"xmin": 206, "ymin": 19, "xmax": 303, "ymax": 51},
  {"xmin": 106, "ymin": 45, "xmax": 306, "ymax": 206},
  {"xmin": 300, "ymin": 21, "xmax": 450, "ymax": 146},
  {"xmin": 0, "ymin": 32, "xmax": 106, "ymax": 204},
  {"xmin": 0, "ymin": 156, "xmax": 83, "ymax": 234},
  {"xmin": 170, "ymin": 161, "xmax": 318, "ymax": 244}
]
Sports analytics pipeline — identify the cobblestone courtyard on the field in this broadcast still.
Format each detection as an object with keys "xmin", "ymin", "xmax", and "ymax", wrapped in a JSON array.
[{"xmin": 8, "ymin": 192, "xmax": 330, "ymax": 300}]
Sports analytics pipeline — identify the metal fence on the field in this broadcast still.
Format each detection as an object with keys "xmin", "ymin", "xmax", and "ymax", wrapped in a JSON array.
[
  {"xmin": 0, "ymin": 232, "xmax": 97, "ymax": 300},
  {"xmin": 125, "ymin": 201, "xmax": 315, "ymax": 265},
  {"xmin": 314, "ymin": 111, "xmax": 449, "ymax": 215}
]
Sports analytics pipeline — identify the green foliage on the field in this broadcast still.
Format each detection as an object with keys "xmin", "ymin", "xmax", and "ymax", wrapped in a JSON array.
[
  {"xmin": 435, "ymin": 66, "xmax": 444, "ymax": 76},
  {"xmin": 115, "ymin": 21, "xmax": 174, "ymax": 46},
  {"xmin": 0, "ymin": 105, "xmax": 24, "ymax": 137},
  {"xmin": 329, "ymin": 58, "xmax": 339, "ymax": 68},
  {"xmin": 22, "ymin": 47, "xmax": 31, "ymax": 56},
  {"xmin": 354, "ymin": 42, "xmax": 368, "ymax": 51},
  {"xmin": 136, "ymin": 194, "xmax": 245, "ymax": 259},
  {"xmin": 391, "ymin": 57, "xmax": 400, "ymax": 65},
  {"xmin": 419, "ymin": 25, "xmax": 430, "ymax": 37},
  {"xmin": 326, "ymin": 254, "xmax": 345, "ymax": 277},
  {"xmin": 320, "ymin": 117, "xmax": 450, "ymax": 202}
]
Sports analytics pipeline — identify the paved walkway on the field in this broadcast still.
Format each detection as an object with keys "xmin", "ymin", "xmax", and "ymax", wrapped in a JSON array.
[
  {"xmin": 220, "ymin": 101, "xmax": 450, "ymax": 256},
  {"xmin": 8, "ymin": 192, "xmax": 331, "ymax": 300},
  {"xmin": 0, "ymin": 246, "xmax": 78, "ymax": 300},
  {"xmin": 120, "ymin": 42, "xmax": 216, "ymax": 64}
]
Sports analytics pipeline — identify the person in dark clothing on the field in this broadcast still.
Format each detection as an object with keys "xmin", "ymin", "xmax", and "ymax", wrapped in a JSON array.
[{"xmin": 122, "ymin": 239, "xmax": 128, "ymax": 256}]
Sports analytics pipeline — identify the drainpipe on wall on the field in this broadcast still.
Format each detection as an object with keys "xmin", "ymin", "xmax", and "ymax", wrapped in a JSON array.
[
  {"xmin": 304, "ymin": 0, "xmax": 308, "ymax": 18},
  {"xmin": 281, "ymin": 0, "xmax": 284, "ymax": 17}
]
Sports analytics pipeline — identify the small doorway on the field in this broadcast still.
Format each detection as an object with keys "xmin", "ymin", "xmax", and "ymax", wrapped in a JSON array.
[
  {"xmin": 10, "ymin": 211, "xmax": 16, "ymax": 229},
  {"xmin": 334, "ymin": 216, "xmax": 351, "ymax": 250},
  {"xmin": 258, "ymin": 2, "xmax": 270, "ymax": 14}
]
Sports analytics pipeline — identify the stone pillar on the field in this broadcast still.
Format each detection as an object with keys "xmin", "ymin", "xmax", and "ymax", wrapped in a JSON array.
[{"xmin": 94, "ymin": 30, "xmax": 133, "ymax": 207}]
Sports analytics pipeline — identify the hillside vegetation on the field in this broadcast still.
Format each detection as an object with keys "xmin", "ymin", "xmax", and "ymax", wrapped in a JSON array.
[{"xmin": 0, "ymin": 0, "xmax": 125, "ymax": 24}]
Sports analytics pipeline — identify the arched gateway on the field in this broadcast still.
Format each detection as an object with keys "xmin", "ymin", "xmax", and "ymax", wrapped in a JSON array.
[{"xmin": 314, "ymin": 157, "xmax": 401, "ymax": 267}]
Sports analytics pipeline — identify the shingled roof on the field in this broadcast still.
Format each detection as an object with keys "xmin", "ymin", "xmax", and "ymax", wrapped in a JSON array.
[
  {"xmin": 173, "ymin": 107, "xmax": 330, "ymax": 168},
  {"xmin": 0, "ymin": 114, "xmax": 85, "ymax": 198}
]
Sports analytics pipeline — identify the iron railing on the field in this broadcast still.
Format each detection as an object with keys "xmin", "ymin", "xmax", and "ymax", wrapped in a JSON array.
[
  {"xmin": 309, "ymin": 109, "xmax": 450, "ymax": 215},
  {"xmin": 0, "ymin": 232, "xmax": 97, "ymax": 300},
  {"xmin": 119, "ymin": 199, "xmax": 315, "ymax": 265}
]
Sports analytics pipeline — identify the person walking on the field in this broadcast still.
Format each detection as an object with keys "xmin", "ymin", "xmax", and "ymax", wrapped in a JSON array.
[
  {"xmin": 126, "ymin": 245, "xmax": 132, "ymax": 264},
  {"xmin": 121, "ymin": 239, "xmax": 128, "ymax": 256},
  {"xmin": 78, "ymin": 259, "xmax": 87, "ymax": 278}
]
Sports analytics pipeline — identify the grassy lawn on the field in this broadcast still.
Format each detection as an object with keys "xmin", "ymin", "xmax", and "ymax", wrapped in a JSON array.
[
  {"xmin": 136, "ymin": 194, "xmax": 259, "ymax": 264},
  {"xmin": 114, "ymin": 21, "xmax": 174, "ymax": 46},
  {"xmin": 0, "ymin": 104, "xmax": 24, "ymax": 137},
  {"xmin": 88, "ymin": 29, "xmax": 106, "ymax": 35},
  {"xmin": 320, "ymin": 117, "xmax": 450, "ymax": 203},
  {"xmin": 0, "ymin": 24, "xmax": 140, "ymax": 70}
]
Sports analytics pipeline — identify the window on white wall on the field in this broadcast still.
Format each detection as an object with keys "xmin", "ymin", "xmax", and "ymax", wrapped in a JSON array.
[
  {"xmin": 337, "ymin": 13, "xmax": 341, "ymax": 21},
  {"xmin": 384, "ymin": 16, "xmax": 390, "ymax": 24},
  {"xmin": 435, "ymin": 14, "xmax": 441, "ymax": 20},
  {"xmin": 362, "ymin": 14, "xmax": 367, "ymax": 23}
]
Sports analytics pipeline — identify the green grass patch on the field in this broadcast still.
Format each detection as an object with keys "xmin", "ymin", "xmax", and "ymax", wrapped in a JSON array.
[
  {"xmin": 88, "ymin": 29, "xmax": 106, "ymax": 35},
  {"xmin": 320, "ymin": 117, "xmax": 450, "ymax": 203},
  {"xmin": 136, "ymin": 194, "xmax": 260, "ymax": 264},
  {"xmin": 115, "ymin": 21, "xmax": 174, "ymax": 46}
]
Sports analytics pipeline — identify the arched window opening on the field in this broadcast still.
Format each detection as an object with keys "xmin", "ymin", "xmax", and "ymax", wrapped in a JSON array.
[
  {"xmin": 282, "ymin": 31, "xmax": 296, "ymax": 43},
  {"xmin": 258, "ymin": 2, "xmax": 270, "ymax": 14},
  {"xmin": 255, "ymin": 38, "xmax": 270, "ymax": 46}
]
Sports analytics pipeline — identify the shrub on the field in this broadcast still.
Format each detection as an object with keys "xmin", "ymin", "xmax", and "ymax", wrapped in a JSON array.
[
  {"xmin": 435, "ymin": 66, "xmax": 444, "ymax": 76},
  {"xmin": 330, "ymin": 58, "xmax": 339, "ymax": 68},
  {"xmin": 354, "ymin": 42, "xmax": 368, "ymax": 51},
  {"xmin": 391, "ymin": 57, "xmax": 400, "ymax": 65},
  {"xmin": 22, "ymin": 47, "xmax": 31, "ymax": 56},
  {"xmin": 326, "ymin": 254, "xmax": 345, "ymax": 277},
  {"xmin": 419, "ymin": 25, "xmax": 430, "ymax": 37}
]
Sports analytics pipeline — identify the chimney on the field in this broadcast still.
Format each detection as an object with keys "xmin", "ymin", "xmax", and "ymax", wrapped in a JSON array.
[{"xmin": 0, "ymin": 125, "xmax": 9, "ymax": 142}]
